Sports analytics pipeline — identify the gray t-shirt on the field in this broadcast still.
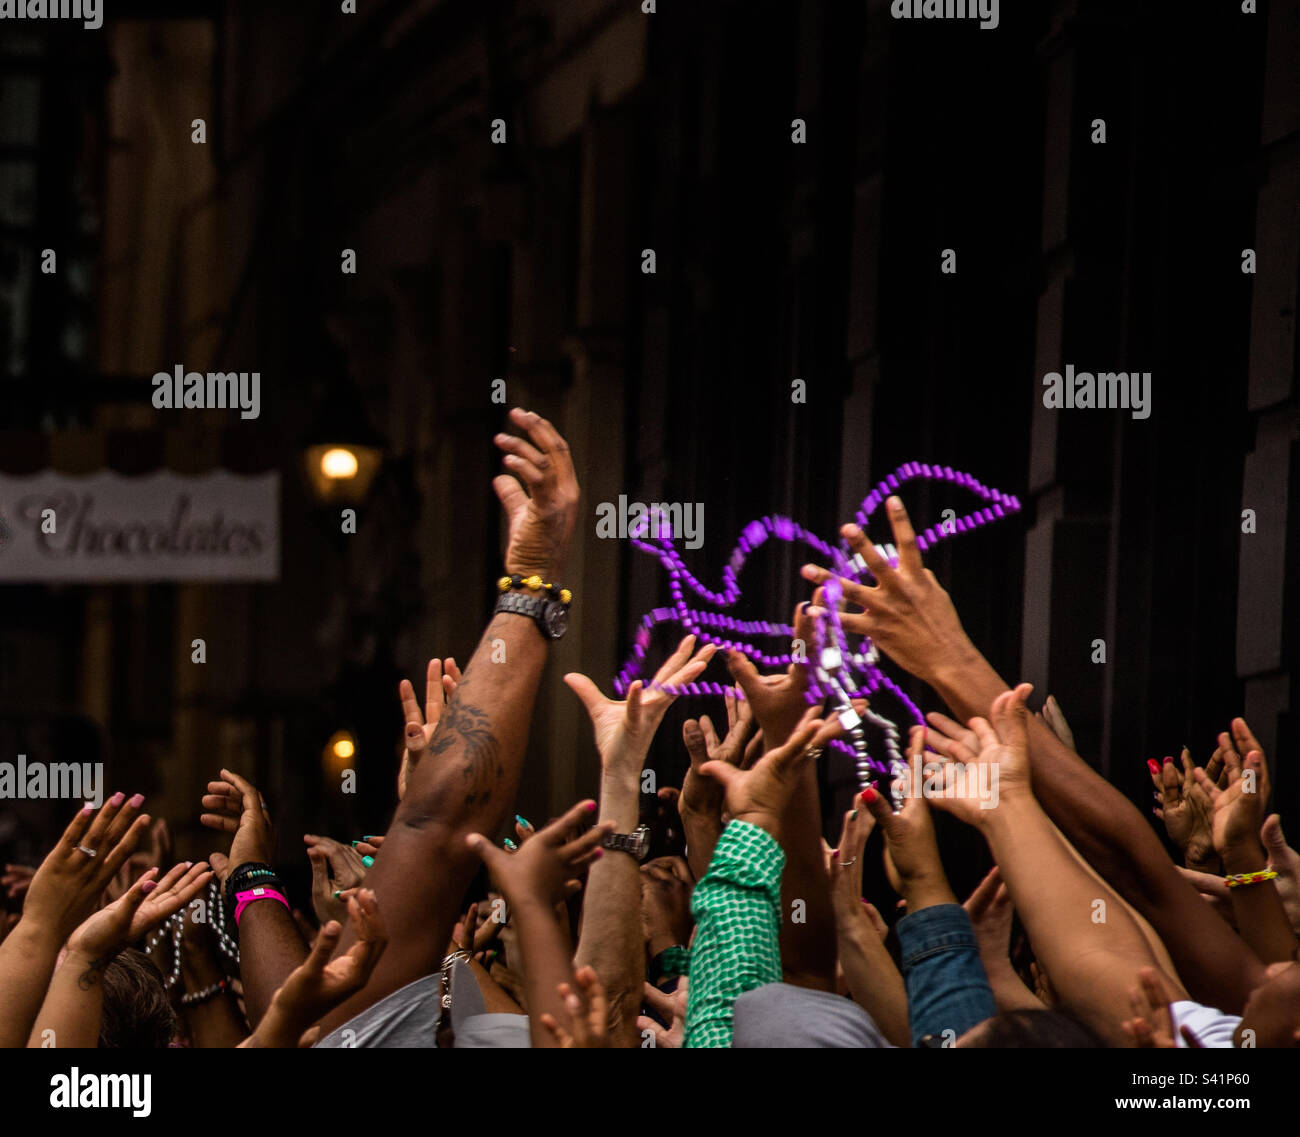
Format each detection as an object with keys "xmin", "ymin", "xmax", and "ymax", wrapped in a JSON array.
[{"xmin": 313, "ymin": 973, "xmax": 441, "ymax": 1048}]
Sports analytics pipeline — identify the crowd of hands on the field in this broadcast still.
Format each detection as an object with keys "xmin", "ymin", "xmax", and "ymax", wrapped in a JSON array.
[{"xmin": 1, "ymin": 406, "xmax": 1298, "ymax": 1049}]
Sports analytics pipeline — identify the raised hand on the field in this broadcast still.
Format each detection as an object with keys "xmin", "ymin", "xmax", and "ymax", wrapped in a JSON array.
[
  {"xmin": 637, "ymin": 978, "xmax": 687, "ymax": 1048},
  {"xmin": 466, "ymin": 799, "xmax": 613, "ymax": 911},
  {"xmin": 1193, "ymin": 736, "xmax": 1269, "ymax": 864},
  {"xmin": 200, "ymin": 769, "xmax": 275, "ymax": 882},
  {"xmin": 493, "ymin": 407, "xmax": 580, "ymax": 580},
  {"xmin": 67, "ymin": 860, "xmax": 212, "ymax": 964},
  {"xmin": 565, "ymin": 635, "xmax": 716, "ymax": 775},
  {"xmin": 827, "ymin": 801, "xmax": 877, "ymax": 916},
  {"xmin": 1121, "ymin": 967, "xmax": 1202, "ymax": 1048},
  {"xmin": 1037, "ymin": 694, "xmax": 1076, "ymax": 752},
  {"xmin": 860, "ymin": 726, "xmax": 956, "ymax": 910},
  {"xmin": 104, "ymin": 817, "xmax": 173, "ymax": 904},
  {"xmin": 1262, "ymin": 815, "xmax": 1300, "ymax": 933},
  {"xmin": 398, "ymin": 657, "xmax": 462, "ymax": 800},
  {"xmin": 800, "ymin": 496, "xmax": 977, "ymax": 686},
  {"xmin": 724, "ymin": 602, "xmax": 822, "ymax": 750},
  {"xmin": 304, "ymin": 835, "xmax": 369, "ymax": 926},
  {"xmin": 19, "ymin": 795, "xmax": 151, "ymax": 938},
  {"xmin": 699, "ymin": 706, "xmax": 840, "ymax": 842},
  {"xmin": 1149, "ymin": 749, "xmax": 1217, "ymax": 870},
  {"xmin": 917, "ymin": 684, "xmax": 1037, "ymax": 828},
  {"xmin": 538, "ymin": 966, "xmax": 612, "ymax": 1048},
  {"xmin": 242, "ymin": 889, "xmax": 387, "ymax": 1048},
  {"xmin": 680, "ymin": 687, "xmax": 756, "ymax": 820}
]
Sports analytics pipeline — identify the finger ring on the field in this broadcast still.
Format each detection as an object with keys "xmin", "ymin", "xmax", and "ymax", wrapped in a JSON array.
[
  {"xmin": 805, "ymin": 747, "xmax": 824, "ymax": 761},
  {"xmin": 839, "ymin": 857, "xmax": 857, "ymax": 867},
  {"xmin": 76, "ymin": 844, "xmax": 98, "ymax": 858}
]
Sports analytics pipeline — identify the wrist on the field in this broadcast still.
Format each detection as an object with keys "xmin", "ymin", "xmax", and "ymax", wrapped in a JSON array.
[
  {"xmin": 731, "ymin": 811, "xmax": 781, "ymax": 844},
  {"xmin": 1221, "ymin": 844, "xmax": 1268, "ymax": 875},
  {"xmin": 900, "ymin": 875, "xmax": 958, "ymax": 911}
]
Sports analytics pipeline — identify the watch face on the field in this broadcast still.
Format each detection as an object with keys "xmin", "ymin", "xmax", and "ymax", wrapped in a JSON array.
[
  {"xmin": 543, "ymin": 602, "xmax": 569, "ymax": 639},
  {"xmin": 631, "ymin": 828, "xmax": 650, "ymax": 859}
]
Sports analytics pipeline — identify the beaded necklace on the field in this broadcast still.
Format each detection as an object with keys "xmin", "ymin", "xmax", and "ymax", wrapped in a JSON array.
[{"xmin": 613, "ymin": 462, "xmax": 1020, "ymax": 807}]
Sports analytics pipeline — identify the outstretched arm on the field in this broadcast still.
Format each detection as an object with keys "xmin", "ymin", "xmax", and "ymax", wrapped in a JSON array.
[
  {"xmin": 801, "ymin": 495, "xmax": 1267, "ymax": 1012},
  {"xmin": 0, "ymin": 796, "xmax": 151, "ymax": 1048},
  {"xmin": 925, "ymin": 685, "xmax": 1176, "ymax": 1045},
  {"xmin": 316, "ymin": 408, "xmax": 580, "ymax": 1035},
  {"xmin": 568, "ymin": 637, "xmax": 715, "ymax": 1046}
]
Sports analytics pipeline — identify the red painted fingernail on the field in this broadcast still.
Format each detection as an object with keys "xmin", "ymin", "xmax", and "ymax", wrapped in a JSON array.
[
  {"xmin": 1162, "ymin": 755, "xmax": 1174, "ymax": 766},
  {"xmin": 862, "ymin": 786, "xmax": 877, "ymax": 804},
  {"xmin": 1147, "ymin": 760, "xmax": 1160, "ymax": 775},
  {"xmin": 585, "ymin": 801, "xmax": 597, "ymax": 813},
  {"xmin": 593, "ymin": 848, "xmax": 603, "ymax": 858},
  {"xmin": 831, "ymin": 849, "xmax": 839, "ymax": 859}
]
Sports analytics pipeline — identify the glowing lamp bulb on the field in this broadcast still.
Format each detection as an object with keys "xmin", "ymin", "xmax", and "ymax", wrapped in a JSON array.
[{"xmin": 320, "ymin": 448, "xmax": 359, "ymax": 480}]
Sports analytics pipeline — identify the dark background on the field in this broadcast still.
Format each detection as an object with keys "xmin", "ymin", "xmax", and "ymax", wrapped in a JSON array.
[{"xmin": 0, "ymin": 0, "xmax": 1296, "ymax": 908}]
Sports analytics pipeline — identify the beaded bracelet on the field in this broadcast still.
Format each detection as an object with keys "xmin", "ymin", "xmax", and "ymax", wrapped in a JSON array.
[
  {"xmin": 497, "ymin": 574, "xmax": 572, "ymax": 605},
  {"xmin": 1225, "ymin": 869, "xmax": 1279, "ymax": 889},
  {"xmin": 224, "ymin": 862, "xmax": 278, "ymax": 911}
]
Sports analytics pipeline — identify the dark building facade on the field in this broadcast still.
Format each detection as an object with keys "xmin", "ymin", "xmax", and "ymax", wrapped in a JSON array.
[{"xmin": 0, "ymin": 1, "xmax": 1296, "ymax": 895}]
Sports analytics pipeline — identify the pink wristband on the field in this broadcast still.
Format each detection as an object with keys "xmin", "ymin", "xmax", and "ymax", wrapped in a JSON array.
[{"xmin": 234, "ymin": 886, "xmax": 290, "ymax": 925}]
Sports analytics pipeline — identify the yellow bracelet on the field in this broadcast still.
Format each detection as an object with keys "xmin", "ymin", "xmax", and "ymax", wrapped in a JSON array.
[
  {"xmin": 1224, "ymin": 869, "xmax": 1278, "ymax": 889},
  {"xmin": 497, "ymin": 574, "xmax": 573, "ymax": 606}
]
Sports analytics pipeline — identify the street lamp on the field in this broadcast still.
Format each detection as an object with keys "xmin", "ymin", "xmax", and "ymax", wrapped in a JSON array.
[{"xmin": 301, "ymin": 338, "xmax": 385, "ymax": 506}]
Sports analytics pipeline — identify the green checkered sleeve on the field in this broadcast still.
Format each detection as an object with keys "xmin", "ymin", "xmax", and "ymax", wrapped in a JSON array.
[{"xmin": 683, "ymin": 819, "xmax": 785, "ymax": 1048}]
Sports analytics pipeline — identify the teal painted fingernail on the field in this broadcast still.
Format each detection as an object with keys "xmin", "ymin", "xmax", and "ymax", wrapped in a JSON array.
[
  {"xmin": 351, "ymin": 840, "xmax": 360, "ymax": 847},
  {"xmin": 361, "ymin": 855, "xmax": 374, "ymax": 867},
  {"xmin": 515, "ymin": 814, "xmax": 530, "ymax": 829},
  {"xmin": 850, "ymin": 809, "xmax": 859, "ymax": 820},
  {"xmin": 333, "ymin": 890, "xmax": 341, "ymax": 900},
  {"xmin": 363, "ymin": 835, "xmax": 379, "ymax": 842},
  {"xmin": 503, "ymin": 838, "xmax": 517, "ymax": 850}
]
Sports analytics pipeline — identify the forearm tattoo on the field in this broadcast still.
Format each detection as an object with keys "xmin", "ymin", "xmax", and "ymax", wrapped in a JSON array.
[
  {"xmin": 429, "ymin": 699, "xmax": 502, "ymax": 807},
  {"xmin": 77, "ymin": 956, "xmax": 111, "ymax": 991}
]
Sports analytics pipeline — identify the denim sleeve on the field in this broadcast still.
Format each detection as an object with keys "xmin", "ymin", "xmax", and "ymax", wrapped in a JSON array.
[{"xmin": 896, "ymin": 902, "xmax": 997, "ymax": 1046}]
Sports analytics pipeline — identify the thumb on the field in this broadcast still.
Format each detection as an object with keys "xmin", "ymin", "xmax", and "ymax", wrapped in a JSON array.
[
  {"xmin": 305, "ymin": 921, "xmax": 343, "ymax": 975},
  {"xmin": 698, "ymin": 760, "xmax": 741, "ymax": 794},
  {"xmin": 725, "ymin": 650, "xmax": 761, "ymax": 699},
  {"xmin": 208, "ymin": 851, "xmax": 230, "ymax": 879},
  {"xmin": 493, "ymin": 475, "xmax": 528, "ymax": 519},
  {"xmin": 465, "ymin": 832, "xmax": 507, "ymax": 874},
  {"xmin": 563, "ymin": 673, "xmax": 607, "ymax": 720},
  {"xmin": 1262, "ymin": 813, "xmax": 1289, "ymax": 857},
  {"xmin": 308, "ymin": 848, "xmax": 331, "ymax": 894},
  {"xmin": 860, "ymin": 783, "xmax": 893, "ymax": 828}
]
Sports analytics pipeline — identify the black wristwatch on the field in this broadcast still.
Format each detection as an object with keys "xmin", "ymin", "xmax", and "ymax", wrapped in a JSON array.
[
  {"xmin": 495, "ymin": 589, "xmax": 569, "ymax": 640},
  {"xmin": 602, "ymin": 824, "xmax": 650, "ymax": 861}
]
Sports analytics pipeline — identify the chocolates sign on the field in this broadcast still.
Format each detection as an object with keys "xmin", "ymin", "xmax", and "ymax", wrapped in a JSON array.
[{"xmin": 0, "ymin": 471, "xmax": 279, "ymax": 581}]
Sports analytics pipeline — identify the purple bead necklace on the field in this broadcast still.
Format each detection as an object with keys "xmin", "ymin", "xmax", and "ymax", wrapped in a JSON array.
[{"xmin": 614, "ymin": 463, "xmax": 1020, "ymax": 805}]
